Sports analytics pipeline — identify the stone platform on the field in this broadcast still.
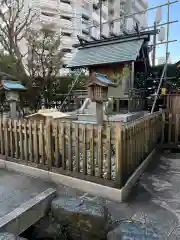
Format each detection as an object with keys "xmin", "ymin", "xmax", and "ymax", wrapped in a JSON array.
[
  {"xmin": 0, "ymin": 169, "xmax": 55, "ymax": 234},
  {"xmin": 75, "ymin": 111, "xmax": 145, "ymax": 124}
]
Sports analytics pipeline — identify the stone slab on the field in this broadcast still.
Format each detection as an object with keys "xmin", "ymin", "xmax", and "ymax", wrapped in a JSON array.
[
  {"xmin": 0, "ymin": 168, "xmax": 54, "ymax": 221},
  {"xmin": 0, "ymin": 188, "xmax": 56, "ymax": 234}
]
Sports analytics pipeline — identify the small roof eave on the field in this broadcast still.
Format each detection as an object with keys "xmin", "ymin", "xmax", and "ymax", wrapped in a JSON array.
[
  {"xmin": 2, "ymin": 80, "xmax": 26, "ymax": 91},
  {"xmin": 68, "ymin": 59, "xmax": 134, "ymax": 70}
]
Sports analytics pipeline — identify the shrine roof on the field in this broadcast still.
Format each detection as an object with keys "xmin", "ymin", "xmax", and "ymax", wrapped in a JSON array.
[
  {"xmin": 67, "ymin": 30, "xmax": 158, "ymax": 69},
  {"xmin": 68, "ymin": 38, "xmax": 144, "ymax": 68},
  {"xmin": 1, "ymin": 80, "xmax": 26, "ymax": 91}
]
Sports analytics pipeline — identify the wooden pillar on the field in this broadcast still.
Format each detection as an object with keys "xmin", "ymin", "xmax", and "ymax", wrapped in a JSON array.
[
  {"xmin": 116, "ymin": 99, "xmax": 120, "ymax": 113},
  {"xmin": 131, "ymin": 61, "xmax": 135, "ymax": 89}
]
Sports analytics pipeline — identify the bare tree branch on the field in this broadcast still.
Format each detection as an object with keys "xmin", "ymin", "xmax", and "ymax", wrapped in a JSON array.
[{"xmin": 0, "ymin": 0, "xmax": 36, "ymax": 84}]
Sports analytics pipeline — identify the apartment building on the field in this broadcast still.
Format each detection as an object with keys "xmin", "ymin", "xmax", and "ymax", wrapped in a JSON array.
[{"xmin": 18, "ymin": 0, "xmax": 148, "ymax": 74}]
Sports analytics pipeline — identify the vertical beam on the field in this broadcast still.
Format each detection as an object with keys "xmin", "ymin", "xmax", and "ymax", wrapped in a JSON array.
[
  {"xmin": 131, "ymin": 61, "xmax": 135, "ymax": 89},
  {"xmin": 116, "ymin": 123, "xmax": 123, "ymax": 188},
  {"xmin": 166, "ymin": 0, "xmax": 170, "ymax": 63},
  {"xmin": 152, "ymin": 22, "xmax": 157, "ymax": 66},
  {"xmin": 96, "ymin": 102, "xmax": 104, "ymax": 125},
  {"xmin": 99, "ymin": 0, "xmax": 102, "ymax": 38}
]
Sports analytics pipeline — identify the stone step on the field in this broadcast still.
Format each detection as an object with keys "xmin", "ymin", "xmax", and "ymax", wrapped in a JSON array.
[{"xmin": 0, "ymin": 188, "xmax": 56, "ymax": 235}]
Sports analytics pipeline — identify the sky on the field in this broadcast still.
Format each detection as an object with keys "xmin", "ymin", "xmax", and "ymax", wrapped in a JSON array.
[{"xmin": 148, "ymin": 0, "xmax": 180, "ymax": 63}]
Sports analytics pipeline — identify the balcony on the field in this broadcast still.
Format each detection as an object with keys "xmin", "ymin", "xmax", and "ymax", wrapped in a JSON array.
[
  {"xmin": 40, "ymin": 0, "xmax": 59, "ymax": 14},
  {"xmin": 82, "ymin": 23, "xmax": 89, "ymax": 34},
  {"xmin": 82, "ymin": 8, "xmax": 90, "ymax": 20},
  {"xmin": 59, "ymin": 19, "xmax": 73, "ymax": 30},
  {"xmin": 120, "ymin": 4, "xmax": 125, "ymax": 14},
  {"xmin": 40, "ymin": 15, "xmax": 60, "ymax": 29},
  {"xmin": 60, "ymin": 2, "xmax": 73, "ymax": 17},
  {"xmin": 61, "ymin": 36, "xmax": 74, "ymax": 48},
  {"xmin": 101, "ymin": 22, "xmax": 109, "ymax": 37},
  {"xmin": 62, "ymin": 53, "xmax": 72, "ymax": 65},
  {"xmin": 102, "ymin": 5, "xmax": 108, "ymax": 15},
  {"xmin": 92, "ymin": 12, "xmax": 100, "ymax": 23}
]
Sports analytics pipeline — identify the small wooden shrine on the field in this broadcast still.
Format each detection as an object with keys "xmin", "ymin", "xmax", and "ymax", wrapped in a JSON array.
[
  {"xmin": 0, "ymin": 72, "xmax": 26, "ymax": 118},
  {"xmin": 87, "ymin": 72, "xmax": 116, "ymax": 124},
  {"xmin": 88, "ymin": 72, "xmax": 116, "ymax": 102},
  {"xmin": 68, "ymin": 29, "xmax": 158, "ymax": 114}
]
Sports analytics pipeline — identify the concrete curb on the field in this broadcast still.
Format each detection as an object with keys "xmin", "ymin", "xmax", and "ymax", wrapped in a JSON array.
[
  {"xmin": 0, "ymin": 149, "xmax": 156, "ymax": 202},
  {"xmin": 0, "ymin": 188, "xmax": 56, "ymax": 235}
]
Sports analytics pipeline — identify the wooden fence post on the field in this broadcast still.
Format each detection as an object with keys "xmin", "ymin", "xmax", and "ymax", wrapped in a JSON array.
[
  {"xmin": 116, "ymin": 123, "xmax": 123, "ymax": 188},
  {"xmin": 24, "ymin": 120, "xmax": 28, "ymax": 164},
  {"xmin": 19, "ymin": 120, "xmax": 24, "ymax": 161},
  {"xmin": 59, "ymin": 122, "xmax": 65, "ymax": 169},
  {"xmin": 161, "ymin": 112, "xmax": 166, "ymax": 144},
  {"xmin": 33, "ymin": 120, "xmax": 39, "ymax": 164},
  {"xmin": 53, "ymin": 121, "xmax": 59, "ymax": 168},
  {"xmin": 106, "ymin": 125, "xmax": 111, "ymax": 180},
  {"xmin": 39, "ymin": 121, "xmax": 45, "ymax": 165},
  {"xmin": 97, "ymin": 125, "xmax": 103, "ymax": 178},
  {"xmin": 46, "ymin": 120, "xmax": 53, "ymax": 170},
  {"xmin": 4, "ymin": 119, "xmax": 9, "ymax": 157},
  {"xmin": 75, "ymin": 123, "xmax": 80, "ymax": 173}
]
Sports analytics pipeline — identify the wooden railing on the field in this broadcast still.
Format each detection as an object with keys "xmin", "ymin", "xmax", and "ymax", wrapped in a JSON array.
[
  {"xmin": 0, "ymin": 112, "xmax": 163, "ymax": 188},
  {"xmin": 118, "ymin": 112, "xmax": 162, "ymax": 185},
  {"xmin": 163, "ymin": 112, "xmax": 180, "ymax": 145}
]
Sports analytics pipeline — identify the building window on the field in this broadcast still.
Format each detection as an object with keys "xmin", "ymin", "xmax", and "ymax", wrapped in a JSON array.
[
  {"xmin": 61, "ymin": 48, "xmax": 72, "ymax": 53},
  {"xmin": 93, "ymin": 3, "xmax": 98, "ymax": 10},
  {"xmin": 62, "ymin": 32, "xmax": 72, "ymax": 37},
  {"xmin": 60, "ymin": 0, "xmax": 71, "ymax": 4},
  {"xmin": 82, "ymin": 19, "xmax": 89, "ymax": 25},
  {"xmin": 82, "ymin": 13, "xmax": 89, "ymax": 20},
  {"xmin": 61, "ymin": 15, "xmax": 71, "ymax": 21},
  {"xmin": 41, "ymin": 11, "xmax": 55, "ymax": 17},
  {"xmin": 82, "ymin": 29, "xmax": 89, "ymax": 36}
]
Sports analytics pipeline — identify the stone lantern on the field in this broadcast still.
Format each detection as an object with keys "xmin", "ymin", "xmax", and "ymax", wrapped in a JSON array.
[
  {"xmin": 0, "ymin": 77, "xmax": 26, "ymax": 118},
  {"xmin": 87, "ymin": 72, "xmax": 116, "ymax": 124}
]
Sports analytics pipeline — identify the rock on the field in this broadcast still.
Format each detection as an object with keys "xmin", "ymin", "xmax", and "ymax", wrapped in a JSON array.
[
  {"xmin": 107, "ymin": 226, "xmax": 123, "ymax": 240},
  {"xmin": 0, "ymin": 233, "xmax": 27, "ymax": 240},
  {"xmin": 107, "ymin": 222, "xmax": 161, "ymax": 240},
  {"xmin": 51, "ymin": 196, "xmax": 111, "ymax": 240},
  {"xmin": 24, "ymin": 212, "xmax": 66, "ymax": 240}
]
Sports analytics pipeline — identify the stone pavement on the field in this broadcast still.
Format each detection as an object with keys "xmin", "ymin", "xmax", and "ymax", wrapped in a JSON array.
[{"xmin": 103, "ymin": 150, "xmax": 180, "ymax": 239}]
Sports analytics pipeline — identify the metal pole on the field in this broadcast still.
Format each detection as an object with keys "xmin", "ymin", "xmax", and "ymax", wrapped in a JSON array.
[
  {"xmin": 152, "ymin": 22, "xmax": 157, "ymax": 66},
  {"xmin": 151, "ymin": 53, "xmax": 170, "ymax": 113},
  {"xmin": 166, "ymin": 0, "xmax": 170, "ymax": 63},
  {"xmin": 59, "ymin": 70, "xmax": 82, "ymax": 111},
  {"xmin": 163, "ymin": 0, "xmax": 170, "ymax": 85},
  {"xmin": 88, "ymin": 0, "xmax": 178, "ymax": 30},
  {"xmin": 100, "ymin": 0, "xmax": 102, "ymax": 38}
]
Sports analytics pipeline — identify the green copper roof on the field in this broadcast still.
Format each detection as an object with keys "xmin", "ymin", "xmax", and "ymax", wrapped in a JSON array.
[{"xmin": 68, "ymin": 39, "xmax": 144, "ymax": 68}]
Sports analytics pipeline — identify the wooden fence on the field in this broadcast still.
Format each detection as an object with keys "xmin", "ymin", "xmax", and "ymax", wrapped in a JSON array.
[
  {"xmin": 0, "ymin": 112, "xmax": 163, "ymax": 188},
  {"xmin": 163, "ymin": 112, "xmax": 180, "ymax": 145}
]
